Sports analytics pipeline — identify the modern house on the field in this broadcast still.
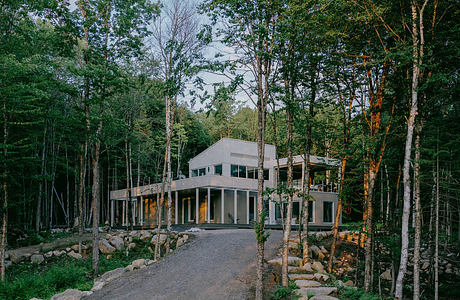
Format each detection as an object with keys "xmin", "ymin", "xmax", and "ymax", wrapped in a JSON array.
[{"xmin": 109, "ymin": 138, "xmax": 341, "ymax": 228}]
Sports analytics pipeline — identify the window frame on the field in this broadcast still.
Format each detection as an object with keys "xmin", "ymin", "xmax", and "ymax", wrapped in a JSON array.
[
  {"xmin": 322, "ymin": 201, "xmax": 334, "ymax": 223},
  {"xmin": 214, "ymin": 164, "xmax": 222, "ymax": 176}
]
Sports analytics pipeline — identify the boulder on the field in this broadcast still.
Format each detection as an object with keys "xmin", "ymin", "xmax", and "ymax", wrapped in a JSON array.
[
  {"xmin": 288, "ymin": 274, "xmax": 315, "ymax": 281},
  {"xmin": 176, "ymin": 237, "xmax": 185, "ymax": 248},
  {"xmin": 125, "ymin": 265, "xmax": 135, "ymax": 272},
  {"xmin": 309, "ymin": 296, "xmax": 340, "ymax": 300},
  {"xmin": 146, "ymin": 259, "xmax": 155, "ymax": 266},
  {"xmin": 131, "ymin": 259, "xmax": 146, "ymax": 269},
  {"xmin": 110, "ymin": 236, "xmax": 124, "ymax": 251},
  {"xmin": 296, "ymin": 280, "xmax": 322, "ymax": 288},
  {"xmin": 317, "ymin": 251, "xmax": 325, "ymax": 260},
  {"xmin": 320, "ymin": 246, "xmax": 329, "ymax": 255},
  {"xmin": 9, "ymin": 252, "xmax": 30, "ymax": 264},
  {"xmin": 30, "ymin": 254, "xmax": 44, "ymax": 264},
  {"xmin": 67, "ymin": 251, "xmax": 82, "ymax": 259},
  {"xmin": 310, "ymin": 245, "xmax": 321, "ymax": 257},
  {"xmin": 128, "ymin": 243, "xmax": 137, "ymax": 250},
  {"xmin": 314, "ymin": 273, "xmax": 330, "ymax": 282},
  {"xmin": 312, "ymin": 261, "xmax": 325, "ymax": 273},
  {"xmin": 52, "ymin": 250, "xmax": 66, "ymax": 257},
  {"xmin": 50, "ymin": 289, "xmax": 92, "ymax": 300},
  {"xmin": 151, "ymin": 234, "xmax": 168, "ymax": 246},
  {"xmin": 139, "ymin": 231, "xmax": 152, "ymax": 242},
  {"xmin": 99, "ymin": 239, "xmax": 116, "ymax": 254},
  {"xmin": 44, "ymin": 251, "xmax": 53, "ymax": 258},
  {"xmin": 4, "ymin": 260, "xmax": 12, "ymax": 268},
  {"xmin": 296, "ymin": 287, "xmax": 337, "ymax": 297},
  {"xmin": 380, "ymin": 269, "xmax": 392, "ymax": 281},
  {"xmin": 267, "ymin": 256, "xmax": 302, "ymax": 267},
  {"xmin": 344, "ymin": 280, "xmax": 354, "ymax": 287}
]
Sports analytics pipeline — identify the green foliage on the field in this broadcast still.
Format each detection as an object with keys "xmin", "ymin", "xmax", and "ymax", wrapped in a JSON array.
[
  {"xmin": 338, "ymin": 286, "xmax": 381, "ymax": 300},
  {"xmin": 254, "ymin": 209, "xmax": 270, "ymax": 244},
  {"xmin": 270, "ymin": 281, "xmax": 299, "ymax": 300}
]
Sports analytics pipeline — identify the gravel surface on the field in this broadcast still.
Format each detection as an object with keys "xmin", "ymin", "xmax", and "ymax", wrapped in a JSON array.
[{"xmin": 85, "ymin": 229, "xmax": 282, "ymax": 300}]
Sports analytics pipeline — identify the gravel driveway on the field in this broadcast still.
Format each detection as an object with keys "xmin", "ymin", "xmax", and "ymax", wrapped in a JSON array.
[{"xmin": 86, "ymin": 229, "xmax": 282, "ymax": 300}]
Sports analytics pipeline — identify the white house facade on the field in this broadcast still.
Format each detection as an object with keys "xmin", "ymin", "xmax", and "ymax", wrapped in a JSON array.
[{"xmin": 109, "ymin": 138, "xmax": 341, "ymax": 228}]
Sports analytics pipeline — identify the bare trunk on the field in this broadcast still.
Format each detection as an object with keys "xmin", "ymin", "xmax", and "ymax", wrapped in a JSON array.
[
  {"xmin": 434, "ymin": 131, "xmax": 439, "ymax": 300},
  {"xmin": 413, "ymin": 128, "xmax": 422, "ymax": 300},
  {"xmin": 364, "ymin": 170, "xmax": 376, "ymax": 292},
  {"xmin": 91, "ymin": 103, "xmax": 103, "ymax": 275},
  {"xmin": 281, "ymin": 108, "xmax": 294, "ymax": 287},
  {"xmin": 78, "ymin": 139, "xmax": 87, "ymax": 254},
  {"xmin": 1, "ymin": 102, "xmax": 8, "ymax": 281},
  {"xmin": 36, "ymin": 126, "xmax": 47, "ymax": 232}
]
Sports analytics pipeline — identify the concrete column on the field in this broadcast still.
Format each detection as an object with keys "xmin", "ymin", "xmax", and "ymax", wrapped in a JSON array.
[
  {"xmin": 246, "ymin": 190, "xmax": 250, "ymax": 224},
  {"xmin": 195, "ymin": 188, "xmax": 199, "ymax": 224},
  {"xmin": 175, "ymin": 191, "xmax": 179, "ymax": 225},
  {"xmin": 207, "ymin": 188, "xmax": 211, "ymax": 223},
  {"xmin": 110, "ymin": 200, "xmax": 114, "ymax": 227},
  {"xmin": 221, "ymin": 188, "xmax": 225, "ymax": 224},
  {"xmin": 122, "ymin": 201, "xmax": 125, "ymax": 226},
  {"xmin": 234, "ymin": 189, "xmax": 237, "ymax": 224},
  {"xmin": 181, "ymin": 197, "xmax": 184, "ymax": 224},
  {"xmin": 140, "ymin": 196, "xmax": 144, "ymax": 226}
]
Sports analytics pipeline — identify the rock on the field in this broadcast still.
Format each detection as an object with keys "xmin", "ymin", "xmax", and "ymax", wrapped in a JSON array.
[
  {"xmin": 445, "ymin": 268, "xmax": 453, "ymax": 274},
  {"xmin": 30, "ymin": 254, "xmax": 44, "ymax": 264},
  {"xmin": 9, "ymin": 252, "xmax": 30, "ymax": 263},
  {"xmin": 146, "ymin": 259, "xmax": 155, "ymax": 265},
  {"xmin": 267, "ymin": 256, "xmax": 302, "ymax": 267},
  {"xmin": 139, "ymin": 231, "xmax": 152, "ymax": 242},
  {"xmin": 128, "ymin": 243, "xmax": 137, "ymax": 250},
  {"xmin": 71, "ymin": 244, "xmax": 79, "ymax": 251},
  {"xmin": 176, "ymin": 237, "xmax": 185, "ymax": 248},
  {"xmin": 288, "ymin": 241, "xmax": 298, "ymax": 249},
  {"xmin": 147, "ymin": 246, "xmax": 154, "ymax": 254},
  {"xmin": 309, "ymin": 296, "xmax": 340, "ymax": 300},
  {"xmin": 0, "ymin": 251, "xmax": 9, "ymax": 260},
  {"xmin": 44, "ymin": 251, "xmax": 53, "ymax": 258},
  {"xmin": 67, "ymin": 251, "xmax": 82, "ymax": 259},
  {"xmin": 30, "ymin": 298, "xmax": 42, "ymax": 300},
  {"xmin": 303, "ymin": 263, "xmax": 314, "ymax": 273},
  {"xmin": 380, "ymin": 269, "xmax": 392, "ymax": 281},
  {"xmin": 151, "ymin": 234, "xmax": 168, "ymax": 246},
  {"xmin": 320, "ymin": 246, "xmax": 329, "ymax": 255},
  {"xmin": 4, "ymin": 260, "xmax": 12, "ymax": 268},
  {"xmin": 106, "ymin": 255, "xmax": 112, "ymax": 260},
  {"xmin": 99, "ymin": 239, "xmax": 116, "ymax": 254},
  {"xmin": 288, "ymin": 266, "xmax": 305, "ymax": 273},
  {"xmin": 310, "ymin": 245, "xmax": 321, "ymax": 257},
  {"xmin": 52, "ymin": 250, "xmax": 66, "ymax": 257},
  {"xmin": 344, "ymin": 280, "xmax": 354, "ymax": 287},
  {"xmin": 289, "ymin": 273, "xmax": 315, "ymax": 281},
  {"xmin": 312, "ymin": 261, "xmax": 325, "ymax": 273},
  {"xmin": 50, "ymin": 289, "xmax": 92, "ymax": 300},
  {"xmin": 65, "ymin": 248, "xmax": 71, "ymax": 252},
  {"xmin": 91, "ymin": 281, "xmax": 105, "ymax": 292},
  {"xmin": 317, "ymin": 251, "xmax": 325, "ymax": 260},
  {"xmin": 125, "ymin": 265, "xmax": 135, "ymax": 272},
  {"xmin": 296, "ymin": 280, "xmax": 322, "ymax": 288},
  {"xmin": 314, "ymin": 273, "xmax": 330, "ymax": 282},
  {"xmin": 182, "ymin": 234, "xmax": 189, "ymax": 241},
  {"xmin": 131, "ymin": 259, "xmax": 146, "ymax": 269},
  {"xmin": 110, "ymin": 236, "xmax": 124, "ymax": 251},
  {"xmin": 296, "ymin": 287, "xmax": 337, "ymax": 297}
]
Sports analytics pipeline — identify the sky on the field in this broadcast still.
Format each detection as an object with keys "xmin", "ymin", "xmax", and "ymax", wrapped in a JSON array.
[{"xmin": 68, "ymin": 0, "xmax": 254, "ymax": 113}]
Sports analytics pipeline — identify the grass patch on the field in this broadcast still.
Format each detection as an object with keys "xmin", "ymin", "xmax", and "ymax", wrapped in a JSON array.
[
  {"xmin": 337, "ymin": 285, "xmax": 381, "ymax": 300},
  {"xmin": 271, "ymin": 281, "xmax": 299, "ymax": 300},
  {"xmin": 0, "ymin": 243, "xmax": 155, "ymax": 300}
]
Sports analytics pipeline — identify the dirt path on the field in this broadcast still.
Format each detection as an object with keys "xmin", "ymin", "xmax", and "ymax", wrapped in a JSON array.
[{"xmin": 85, "ymin": 229, "xmax": 282, "ymax": 300}]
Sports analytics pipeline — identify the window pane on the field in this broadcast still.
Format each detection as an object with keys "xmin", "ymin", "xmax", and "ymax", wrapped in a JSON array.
[
  {"xmin": 323, "ymin": 201, "xmax": 333, "ymax": 223},
  {"xmin": 247, "ymin": 167, "xmax": 255, "ymax": 179},
  {"xmin": 263, "ymin": 169, "xmax": 269, "ymax": 180},
  {"xmin": 192, "ymin": 169, "xmax": 198, "ymax": 177},
  {"xmin": 308, "ymin": 201, "xmax": 313, "ymax": 222},
  {"xmin": 214, "ymin": 164, "xmax": 222, "ymax": 176},
  {"xmin": 239, "ymin": 165, "xmax": 246, "ymax": 178},
  {"xmin": 231, "ymin": 165, "xmax": 238, "ymax": 177},
  {"xmin": 199, "ymin": 168, "xmax": 206, "ymax": 176}
]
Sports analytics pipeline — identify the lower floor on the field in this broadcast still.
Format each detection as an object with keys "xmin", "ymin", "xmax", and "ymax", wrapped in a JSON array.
[{"xmin": 110, "ymin": 187, "xmax": 340, "ymax": 228}]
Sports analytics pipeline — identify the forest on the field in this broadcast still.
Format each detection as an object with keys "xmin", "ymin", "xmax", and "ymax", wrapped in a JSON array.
[{"xmin": 0, "ymin": 0, "xmax": 459, "ymax": 299}]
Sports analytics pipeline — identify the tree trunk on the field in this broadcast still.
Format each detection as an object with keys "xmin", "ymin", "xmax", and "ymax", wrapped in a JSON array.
[
  {"xmin": 36, "ymin": 125, "xmax": 47, "ymax": 232},
  {"xmin": 281, "ymin": 107, "xmax": 294, "ymax": 287},
  {"xmin": 434, "ymin": 130, "xmax": 439, "ymax": 300},
  {"xmin": 413, "ymin": 127, "xmax": 422, "ymax": 300},
  {"xmin": 91, "ymin": 103, "xmax": 103, "ymax": 275},
  {"xmin": 1, "ymin": 102, "xmax": 8, "ymax": 281},
  {"xmin": 78, "ymin": 139, "xmax": 87, "ymax": 254},
  {"xmin": 395, "ymin": 1, "xmax": 426, "ymax": 296},
  {"xmin": 364, "ymin": 169, "xmax": 377, "ymax": 291}
]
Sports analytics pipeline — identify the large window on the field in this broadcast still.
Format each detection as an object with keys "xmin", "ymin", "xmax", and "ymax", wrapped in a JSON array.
[
  {"xmin": 214, "ymin": 164, "xmax": 222, "ymax": 176},
  {"xmin": 247, "ymin": 167, "xmax": 257, "ymax": 179},
  {"xmin": 192, "ymin": 169, "xmax": 198, "ymax": 177},
  {"xmin": 308, "ymin": 201, "xmax": 314, "ymax": 222},
  {"xmin": 323, "ymin": 201, "xmax": 333, "ymax": 223},
  {"xmin": 263, "ymin": 169, "xmax": 269, "ymax": 180},
  {"xmin": 231, "ymin": 164, "xmax": 238, "ymax": 177},
  {"xmin": 238, "ymin": 165, "xmax": 247, "ymax": 178},
  {"xmin": 199, "ymin": 168, "xmax": 206, "ymax": 176}
]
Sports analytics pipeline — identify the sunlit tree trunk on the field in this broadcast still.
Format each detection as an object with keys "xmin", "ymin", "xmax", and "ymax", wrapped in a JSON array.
[{"xmin": 413, "ymin": 127, "xmax": 422, "ymax": 300}]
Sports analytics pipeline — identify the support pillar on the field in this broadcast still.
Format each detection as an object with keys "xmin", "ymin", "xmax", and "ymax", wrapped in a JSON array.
[
  {"xmin": 195, "ymin": 188, "xmax": 199, "ymax": 224},
  {"xmin": 122, "ymin": 201, "xmax": 125, "ymax": 226},
  {"xmin": 246, "ymin": 190, "xmax": 250, "ymax": 224},
  {"xmin": 234, "ymin": 189, "xmax": 237, "ymax": 224},
  {"xmin": 207, "ymin": 188, "xmax": 211, "ymax": 223},
  {"xmin": 175, "ymin": 191, "xmax": 179, "ymax": 225},
  {"xmin": 221, "ymin": 188, "xmax": 225, "ymax": 224},
  {"xmin": 110, "ymin": 200, "xmax": 114, "ymax": 227},
  {"xmin": 140, "ymin": 196, "xmax": 144, "ymax": 226},
  {"xmin": 181, "ymin": 196, "xmax": 184, "ymax": 224}
]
